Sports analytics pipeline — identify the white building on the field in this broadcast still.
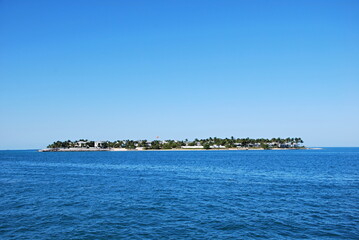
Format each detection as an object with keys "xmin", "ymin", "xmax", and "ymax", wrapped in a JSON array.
[
  {"xmin": 95, "ymin": 141, "xmax": 105, "ymax": 148},
  {"xmin": 210, "ymin": 145, "xmax": 226, "ymax": 149},
  {"xmin": 76, "ymin": 141, "xmax": 87, "ymax": 147},
  {"xmin": 181, "ymin": 146, "xmax": 204, "ymax": 149}
]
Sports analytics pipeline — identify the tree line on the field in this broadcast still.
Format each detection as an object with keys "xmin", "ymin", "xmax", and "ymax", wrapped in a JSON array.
[{"xmin": 47, "ymin": 137, "xmax": 304, "ymax": 149}]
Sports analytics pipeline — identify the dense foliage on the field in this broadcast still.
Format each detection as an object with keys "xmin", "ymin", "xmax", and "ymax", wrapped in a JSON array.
[{"xmin": 47, "ymin": 137, "xmax": 304, "ymax": 149}]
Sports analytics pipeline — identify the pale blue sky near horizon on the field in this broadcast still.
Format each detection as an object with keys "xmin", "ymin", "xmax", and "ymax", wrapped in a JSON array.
[{"xmin": 0, "ymin": 0, "xmax": 358, "ymax": 149}]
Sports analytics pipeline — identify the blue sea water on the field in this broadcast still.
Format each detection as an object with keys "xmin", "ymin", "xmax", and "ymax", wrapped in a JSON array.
[{"xmin": 0, "ymin": 148, "xmax": 358, "ymax": 239}]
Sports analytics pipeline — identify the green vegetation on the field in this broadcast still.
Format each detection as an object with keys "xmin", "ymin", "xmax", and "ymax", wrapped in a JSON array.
[{"xmin": 47, "ymin": 137, "xmax": 304, "ymax": 150}]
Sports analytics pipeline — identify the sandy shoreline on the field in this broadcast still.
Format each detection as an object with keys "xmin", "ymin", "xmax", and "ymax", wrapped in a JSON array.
[{"xmin": 39, "ymin": 147, "xmax": 317, "ymax": 152}]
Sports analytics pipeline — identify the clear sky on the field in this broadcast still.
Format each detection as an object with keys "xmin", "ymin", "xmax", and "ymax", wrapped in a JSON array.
[{"xmin": 0, "ymin": 0, "xmax": 358, "ymax": 149}]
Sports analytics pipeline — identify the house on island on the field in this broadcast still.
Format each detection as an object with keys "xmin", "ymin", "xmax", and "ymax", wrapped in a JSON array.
[
  {"xmin": 268, "ymin": 142, "xmax": 279, "ymax": 148},
  {"xmin": 247, "ymin": 143, "xmax": 260, "ymax": 148},
  {"xmin": 278, "ymin": 143, "xmax": 299, "ymax": 148},
  {"xmin": 95, "ymin": 141, "xmax": 105, "ymax": 148},
  {"xmin": 234, "ymin": 143, "xmax": 242, "ymax": 147},
  {"xmin": 76, "ymin": 141, "xmax": 87, "ymax": 147},
  {"xmin": 181, "ymin": 146, "xmax": 204, "ymax": 149},
  {"xmin": 210, "ymin": 145, "xmax": 226, "ymax": 149}
]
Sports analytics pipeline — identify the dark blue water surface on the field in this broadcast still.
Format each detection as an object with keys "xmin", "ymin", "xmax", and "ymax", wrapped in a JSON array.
[{"xmin": 0, "ymin": 148, "xmax": 358, "ymax": 239}]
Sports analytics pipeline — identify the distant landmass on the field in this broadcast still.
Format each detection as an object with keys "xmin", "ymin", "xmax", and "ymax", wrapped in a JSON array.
[{"xmin": 40, "ymin": 137, "xmax": 305, "ymax": 152}]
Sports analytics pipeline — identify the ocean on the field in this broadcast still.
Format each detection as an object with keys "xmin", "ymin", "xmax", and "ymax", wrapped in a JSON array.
[{"xmin": 0, "ymin": 148, "xmax": 358, "ymax": 239}]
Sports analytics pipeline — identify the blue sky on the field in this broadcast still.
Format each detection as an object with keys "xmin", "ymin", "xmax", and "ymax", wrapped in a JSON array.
[{"xmin": 1, "ymin": 0, "xmax": 358, "ymax": 149}]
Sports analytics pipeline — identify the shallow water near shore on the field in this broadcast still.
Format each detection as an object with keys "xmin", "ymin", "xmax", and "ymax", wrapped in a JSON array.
[{"xmin": 0, "ymin": 148, "xmax": 358, "ymax": 239}]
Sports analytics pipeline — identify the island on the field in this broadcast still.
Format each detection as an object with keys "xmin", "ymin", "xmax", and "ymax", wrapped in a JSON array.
[{"xmin": 39, "ymin": 137, "xmax": 306, "ymax": 152}]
